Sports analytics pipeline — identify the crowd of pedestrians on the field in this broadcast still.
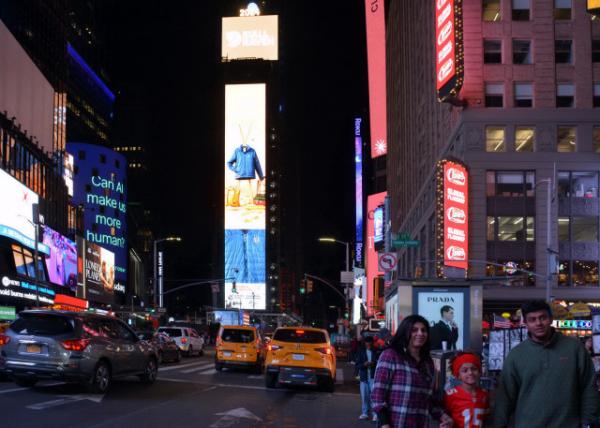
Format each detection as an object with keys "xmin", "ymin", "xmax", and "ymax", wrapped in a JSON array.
[{"xmin": 351, "ymin": 300, "xmax": 599, "ymax": 427}]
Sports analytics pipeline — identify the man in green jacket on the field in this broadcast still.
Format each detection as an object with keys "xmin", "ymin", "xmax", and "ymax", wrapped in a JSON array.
[{"xmin": 493, "ymin": 300, "xmax": 599, "ymax": 428}]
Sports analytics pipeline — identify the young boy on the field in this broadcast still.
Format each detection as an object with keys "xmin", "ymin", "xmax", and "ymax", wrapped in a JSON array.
[{"xmin": 444, "ymin": 352, "xmax": 490, "ymax": 427}]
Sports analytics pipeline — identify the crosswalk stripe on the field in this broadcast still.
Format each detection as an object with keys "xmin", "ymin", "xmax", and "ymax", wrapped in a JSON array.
[
  {"xmin": 335, "ymin": 369, "xmax": 344, "ymax": 385},
  {"xmin": 180, "ymin": 364, "xmax": 214, "ymax": 374},
  {"xmin": 159, "ymin": 361, "xmax": 208, "ymax": 372},
  {"xmin": 197, "ymin": 369, "xmax": 217, "ymax": 375}
]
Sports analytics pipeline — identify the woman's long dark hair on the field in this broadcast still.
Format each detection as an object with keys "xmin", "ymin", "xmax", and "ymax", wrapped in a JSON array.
[{"xmin": 388, "ymin": 314, "xmax": 432, "ymax": 362}]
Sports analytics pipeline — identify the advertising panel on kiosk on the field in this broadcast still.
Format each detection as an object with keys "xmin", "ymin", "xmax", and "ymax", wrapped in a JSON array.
[
  {"xmin": 364, "ymin": 0, "xmax": 387, "ymax": 158},
  {"xmin": 222, "ymin": 15, "xmax": 278, "ymax": 61},
  {"xmin": 435, "ymin": 0, "xmax": 464, "ymax": 101},
  {"xmin": 224, "ymin": 83, "xmax": 266, "ymax": 310},
  {"xmin": 42, "ymin": 225, "xmax": 77, "ymax": 292}
]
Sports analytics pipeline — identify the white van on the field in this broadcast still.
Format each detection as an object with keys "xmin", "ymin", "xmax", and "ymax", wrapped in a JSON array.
[{"xmin": 157, "ymin": 326, "xmax": 204, "ymax": 357}]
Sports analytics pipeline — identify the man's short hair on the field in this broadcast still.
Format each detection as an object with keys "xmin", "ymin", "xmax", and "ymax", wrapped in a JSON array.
[
  {"xmin": 440, "ymin": 305, "xmax": 454, "ymax": 316},
  {"xmin": 521, "ymin": 300, "xmax": 552, "ymax": 319}
]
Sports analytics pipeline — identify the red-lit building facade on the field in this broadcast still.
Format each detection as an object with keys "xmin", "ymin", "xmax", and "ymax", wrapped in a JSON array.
[{"xmin": 386, "ymin": 0, "xmax": 600, "ymax": 310}]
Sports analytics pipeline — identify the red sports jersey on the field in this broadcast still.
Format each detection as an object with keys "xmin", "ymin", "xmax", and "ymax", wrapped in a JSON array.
[{"xmin": 444, "ymin": 385, "xmax": 489, "ymax": 427}]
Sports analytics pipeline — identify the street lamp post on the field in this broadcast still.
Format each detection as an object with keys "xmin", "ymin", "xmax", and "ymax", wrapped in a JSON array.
[
  {"xmin": 318, "ymin": 237, "xmax": 352, "ymax": 332},
  {"xmin": 535, "ymin": 179, "xmax": 554, "ymax": 303},
  {"xmin": 153, "ymin": 236, "xmax": 182, "ymax": 307}
]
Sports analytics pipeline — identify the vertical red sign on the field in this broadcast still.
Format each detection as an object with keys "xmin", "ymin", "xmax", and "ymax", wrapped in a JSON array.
[
  {"xmin": 365, "ymin": 0, "xmax": 387, "ymax": 158},
  {"xmin": 436, "ymin": 0, "xmax": 456, "ymax": 91},
  {"xmin": 367, "ymin": 191, "xmax": 387, "ymax": 315},
  {"xmin": 443, "ymin": 161, "xmax": 468, "ymax": 269}
]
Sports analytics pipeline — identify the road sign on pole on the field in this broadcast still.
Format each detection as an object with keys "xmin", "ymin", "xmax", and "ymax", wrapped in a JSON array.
[
  {"xmin": 392, "ymin": 239, "xmax": 420, "ymax": 248},
  {"xmin": 378, "ymin": 252, "xmax": 398, "ymax": 272}
]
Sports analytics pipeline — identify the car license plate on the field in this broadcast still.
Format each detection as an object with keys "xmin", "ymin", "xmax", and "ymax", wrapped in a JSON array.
[
  {"xmin": 223, "ymin": 351, "xmax": 232, "ymax": 357},
  {"xmin": 292, "ymin": 354, "xmax": 304, "ymax": 361},
  {"xmin": 26, "ymin": 344, "xmax": 41, "ymax": 354}
]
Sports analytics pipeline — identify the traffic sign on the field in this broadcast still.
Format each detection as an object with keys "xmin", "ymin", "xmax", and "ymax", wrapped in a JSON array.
[
  {"xmin": 392, "ymin": 239, "xmax": 420, "ymax": 248},
  {"xmin": 378, "ymin": 252, "xmax": 398, "ymax": 272}
]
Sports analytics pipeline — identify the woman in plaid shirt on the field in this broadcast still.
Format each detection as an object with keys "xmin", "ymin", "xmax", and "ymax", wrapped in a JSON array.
[{"xmin": 371, "ymin": 315, "xmax": 453, "ymax": 427}]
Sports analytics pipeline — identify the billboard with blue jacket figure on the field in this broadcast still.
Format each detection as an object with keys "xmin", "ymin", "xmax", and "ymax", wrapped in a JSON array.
[{"xmin": 224, "ymin": 84, "xmax": 266, "ymax": 310}]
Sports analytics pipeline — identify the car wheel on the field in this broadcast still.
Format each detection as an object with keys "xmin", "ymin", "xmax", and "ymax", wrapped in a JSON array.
[
  {"xmin": 320, "ymin": 376, "xmax": 335, "ymax": 393},
  {"xmin": 86, "ymin": 361, "xmax": 111, "ymax": 394},
  {"xmin": 15, "ymin": 378, "xmax": 37, "ymax": 388},
  {"xmin": 265, "ymin": 371, "xmax": 278, "ymax": 388},
  {"xmin": 175, "ymin": 350, "xmax": 182, "ymax": 363},
  {"xmin": 198, "ymin": 347, "xmax": 204, "ymax": 357},
  {"xmin": 215, "ymin": 362, "xmax": 223, "ymax": 372},
  {"xmin": 139, "ymin": 357, "xmax": 158, "ymax": 384}
]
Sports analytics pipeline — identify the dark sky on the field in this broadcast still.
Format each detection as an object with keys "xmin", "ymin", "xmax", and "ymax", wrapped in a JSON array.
[{"xmin": 105, "ymin": 1, "xmax": 369, "ymax": 312}]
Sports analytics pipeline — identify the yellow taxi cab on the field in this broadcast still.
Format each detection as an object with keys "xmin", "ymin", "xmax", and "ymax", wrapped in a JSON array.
[
  {"xmin": 265, "ymin": 326, "xmax": 336, "ymax": 392},
  {"xmin": 215, "ymin": 325, "xmax": 265, "ymax": 373}
]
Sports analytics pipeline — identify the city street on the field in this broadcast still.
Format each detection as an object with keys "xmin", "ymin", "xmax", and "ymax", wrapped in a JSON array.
[{"xmin": 0, "ymin": 350, "xmax": 367, "ymax": 428}]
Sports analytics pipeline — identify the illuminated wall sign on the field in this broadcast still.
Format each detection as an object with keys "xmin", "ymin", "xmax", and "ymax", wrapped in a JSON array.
[
  {"xmin": 63, "ymin": 153, "xmax": 74, "ymax": 197},
  {"xmin": 224, "ymin": 84, "xmax": 266, "ymax": 310},
  {"xmin": 158, "ymin": 251, "xmax": 164, "ymax": 308},
  {"xmin": 437, "ymin": 159, "xmax": 469, "ymax": 273},
  {"xmin": 240, "ymin": 2, "xmax": 260, "ymax": 16},
  {"xmin": 355, "ymin": 118, "xmax": 364, "ymax": 266},
  {"xmin": 0, "ymin": 306, "xmax": 16, "ymax": 320},
  {"xmin": 553, "ymin": 320, "xmax": 593, "ymax": 330},
  {"xmin": 42, "ymin": 225, "xmax": 77, "ymax": 291},
  {"xmin": 435, "ymin": 0, "xmax": 464, "ymax": 101},
  {"xmin": 0, "ymin": 169, "xmax": 49, "ymax": 254},
  {"xmin": 68, "ymin": 143, "xmax": 127, "ymax": 291},
  {"xmin": 1, "ymin": 275, "xmax": 55, "ymax": 305},
  {"xmin": 374, "ymin": 205, "xmax": 384, "ymax": 245},
  {"xmin": 75, "ymin": 238, "xmax": 116, "ymax": 304},
  {"xmin": 222, "ymin": 15, "xmax": 278, "ymax": 61},
  {"xmin": 364, "ymin": 0, "xmax": 387, "ymax": 158},
  {"xmin": 366, "ymin": 192, "xmax": 387, "ymax": 315}
]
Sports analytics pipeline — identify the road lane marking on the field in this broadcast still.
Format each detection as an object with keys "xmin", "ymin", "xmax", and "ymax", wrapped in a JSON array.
[
  {"xmin": 0, "ymin": 381, "xmax": 66, "ymax": 395},
  {"xmin": 210, "ymin": 407, "xmax": 262, "ymax": 427},
  {"xmin": 247, "ymin": 375, "xmax": 263, "ymax": 379},
  {"xmin": 159, "ymin": 361, "xmax": 209, "ymax": 372},
  {"xmin": 0, "ymin": 387, "xmax": 28, "ymax": 394},
  {"xmin": 26, "ymin": 394, "xmax": 104, "ymax": 410},
  {"xmin": 180, "ymin": 363, "xmax": 214, "ymax": 374},
  {"xmin": 197, "ymin": 369, "xmax": 217, "ymax": 375}
]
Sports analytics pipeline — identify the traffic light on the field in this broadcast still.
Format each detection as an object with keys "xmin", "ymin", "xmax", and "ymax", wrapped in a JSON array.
[
  {"xmin": 299, "ymin": 279, "xmax": 306, "ymax": 294},
  {"xmin": 306, "ymin": 279, "xmax": 314, "ymax": 293}
]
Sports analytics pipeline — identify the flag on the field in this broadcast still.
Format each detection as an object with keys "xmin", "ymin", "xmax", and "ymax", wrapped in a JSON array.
[{"xmin": 493, "ymin": 314, "xmax": 512, "ymax": 329}]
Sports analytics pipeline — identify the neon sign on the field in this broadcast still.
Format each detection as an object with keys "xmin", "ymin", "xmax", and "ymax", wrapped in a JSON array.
[{"xmin": 435, "ymin": 0, "xmax": 464, "ymax": 101}]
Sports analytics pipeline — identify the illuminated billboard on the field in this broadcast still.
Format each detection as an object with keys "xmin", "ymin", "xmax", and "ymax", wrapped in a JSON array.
[
  {"xmin": 436, "ymin": 159, "xmax": 469, "ymax": 272},
  {"xmin": 364, "ymin": 0, "xmax": 387, "ymax": 158},
  {"xmin": 67, "ymin": 143, "xmax": 127, "ymax": 294},
  {"xmin": 76, "ymin": 237, "xmax": 115, "ymax": 304},
  {"xmin": 366, "ymin": 192, "xmax": 387, "ymax": 315},
  {"xmin": 0, "ymin": 169, "xmax": 49, "ymax": 254},
  {"xmin": 224, "ymin": 84, "xmax": 266, "ymax": 310},
  {"xmin": 222, "ymin": 15, "xmax": 278, "ymax": 61},
  {"xmin": 355, "ymin": 118, "xmax": 364, "ymax": 266},
  {"xmin": 42, "ymin": 225, "xmax": 77, "ymax": 291},
  {"xmin": 435, "ymin": 0, "xmax": 464, "ymax": 101}
]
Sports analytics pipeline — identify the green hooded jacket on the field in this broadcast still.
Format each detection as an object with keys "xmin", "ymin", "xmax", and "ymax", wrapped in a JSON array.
[{"xmin": 493, "ymin": 330, "xmax": 599, "ymax": 428}]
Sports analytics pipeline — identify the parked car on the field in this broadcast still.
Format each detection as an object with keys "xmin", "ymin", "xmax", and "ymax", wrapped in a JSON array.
[
  {"xmin": 157, "ymin": 326, "xmax": 204, "ymax": 357},
  {"xmin": 265, "ymin": 326, "xmax": 336, "ymax": 392},
  {"xmin": 0, "ymin": 310, "xmax": 158, "ymax": 393},
  {"xmin": 215, "ymin": 325, "xmax": 264, "ymax": 373},
  {"xmin": 137, "ymin": 331, "xmax": 181, "ymax": 364}
]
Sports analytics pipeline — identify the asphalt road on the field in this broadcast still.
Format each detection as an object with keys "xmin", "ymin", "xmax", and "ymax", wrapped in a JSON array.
[{"xmin": 0, "ymin": 349, "xmax": 372, "ymax": 428}]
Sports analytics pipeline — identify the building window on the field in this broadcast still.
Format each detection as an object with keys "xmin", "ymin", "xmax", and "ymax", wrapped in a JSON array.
[
  {"xmin": 487, "ymin": 216, "xmax": 534, "ymax": 241},
  {"xmin": 515, "ymin": 127, "xmax": 534, "ymax": 151},
  {"xmin": 486, "ymin": 126, "xmax": 505, "ymax": 151},
  {"xmin": 557, "ymin": 126, "xmax": 576, "ymax": 152},
  {"xmin": 558, "ymin": 217, "xmax": 569, "ymax": 241},
  {"xmin": 487, "ymin": 171, "xmax": 535, "ymax": 196},
  {"xmin": 484, "ymin": 40, "xmax": 502, "ymax": 63},
  {"xmin": 559, "ymin": 261, "xmax": 570, "ymax": 286},
  {"xmin": 483, "ymin": 0, "xmax": 501, "ymax": 21},
  {"xmin": 485, "ymin": 83, "xmax": 504, "ymax": 107},
  {"xmin": 556, "ymin": 83, "xmax": 574, "ymax": 108},
  {"xmin": 513, "ymin": 39, "xmax": 532, "ymax": 64},
  {"xmin": 572, "ymin": 261, "xmax": 599, "ymax": 286},
  {"xmin": 558, "ymin": 171, "xmax": 598, "ymax": 198},
  {"xmin": 555, "ymin": 40, "xmax": 573, "ymax": 64},
  {"xmin": 594, "ymin": 84, "xmax": 600, "ymax": 107},
  {"xmin": 554, "ymin": 0, "xmax": 571, "ymax": 20},
  {"xmin": 512, "ymin": 0, "xmax": 530, "ymax": 20},
  {"xmin": 593, "ymin": 40, "xmax": 600, "ymax": 63},
  {"xmin": 573, "ymin": 217, "xmax": 598, "ymax": 241},
  {"xmin": 594, "ymin": 127, "xmax": 600, "ymax": 153},
  {"xmin": 514, "ymin": 83, "xmax": 533, "ymax": 107},
  {"xmin": 11, "ymin": 244, "xmax": 46, "ymax": 281}
]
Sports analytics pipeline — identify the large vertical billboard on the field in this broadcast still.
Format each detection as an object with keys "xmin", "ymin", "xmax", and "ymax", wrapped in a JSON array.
[
  {"xmin": 435, "ymin": 0, "xmax": 464, "ymax": 101},
  {"xmin": 437, "ymin": 159, "xmax": 469, "ymax": 272},
  {"xmin": 76, "ymin": 237, "xmax": 115, "ymax": 304},
  {"xmin": 0, "ymin": 169, "xmax": 49, "ymax": 255},
  {"xmin": 364, "ymin": 0, "xmax": 387, "ymax": 158},
  {"xmin": 42, "ymin": 225, "xmax": 77, "ymax": 291},
  {"xmin": 222, "ymin": 16, "xmax": 278, "ymax": 61},
  {"xmin": 355, "ymin": 118, "xmax": 364, "ymax": 266},
  {"xmin": 224, "ymin": 84, "xmax": 266, "ymax": 310},
  {"xmin": 67, "ymin": 143, "xmax": 127, "ymax": 295},
  {"xmin": 366, "ymin": 192, "xmax": 387, "ymax": 315}
]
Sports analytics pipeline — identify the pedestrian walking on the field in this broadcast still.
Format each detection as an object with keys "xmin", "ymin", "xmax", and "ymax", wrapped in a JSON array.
[
  {"xmin": 371, "ymin": 314, "xmax": 454, "ymax": 428},
  {"xmin": 356, "ymin": 336, "xmax": 379, "ymax": 421},
  {"xmin": 493, "ymin": 300, "xmax": 599, "ymax": 428},
  {"xmin": 444, "ymin": 352, "xmax": 489, "ymax": 427}
]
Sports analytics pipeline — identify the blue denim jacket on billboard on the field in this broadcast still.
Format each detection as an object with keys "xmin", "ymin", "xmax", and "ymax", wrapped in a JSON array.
[{"xmin": 227, "ymin": 145, "xmax": 264, "ymax": 180}]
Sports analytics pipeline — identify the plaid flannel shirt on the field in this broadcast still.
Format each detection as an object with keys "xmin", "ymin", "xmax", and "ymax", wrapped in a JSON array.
[{"xmin": 371, "ymin": 348, "xmax": 443, "ymax": 427}]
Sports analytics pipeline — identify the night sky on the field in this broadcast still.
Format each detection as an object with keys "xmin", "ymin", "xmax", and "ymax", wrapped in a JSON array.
[{"xmin": 105, "ymin": 1, "xmax": 369, "ymax": 314}]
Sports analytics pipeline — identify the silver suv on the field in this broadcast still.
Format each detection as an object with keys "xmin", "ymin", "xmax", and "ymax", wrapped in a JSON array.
[{"xmin": 0, "ymin": 310, "xmax": 158, "ymax": 393}]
